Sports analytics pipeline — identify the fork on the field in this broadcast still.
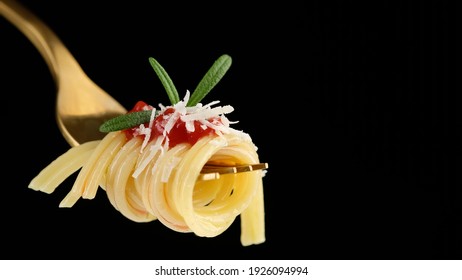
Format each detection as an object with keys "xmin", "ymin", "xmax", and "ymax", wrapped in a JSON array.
[
  {"xmin": 0, "ymin": 0, "xmax": 267, "ymax": 180},
  {"xmin": 0, "ymin": 0, "xmax": 127, "ymax": 146}
]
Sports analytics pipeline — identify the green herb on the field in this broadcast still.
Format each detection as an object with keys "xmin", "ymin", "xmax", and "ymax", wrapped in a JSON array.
[
  {"xmin": 99, "ymin": 54, "xmax": 232, "ymax": 133},
  {"xmin": 99, "ymin": 110, "xmax": 154, "ymax": 133},
  {"xmin": 149, "ymin": 57, "xmax": 180, "ymax": 105},
  {"xmin": 187, "ymin": 54, "xmax": 232, "ymax": 106}
]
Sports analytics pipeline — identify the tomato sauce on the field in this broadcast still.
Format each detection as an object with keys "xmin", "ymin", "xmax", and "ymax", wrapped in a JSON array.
[{"xmin": 123, "ymin": 101, "xmax": 219, "ymax": 148}]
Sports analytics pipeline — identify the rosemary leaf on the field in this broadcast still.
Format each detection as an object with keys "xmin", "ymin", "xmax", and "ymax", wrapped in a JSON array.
[
  {"xmin": 187, "ymin": 54, "xmax": 232, "ymax": 107},
  {"xmin": 149, "ymin": 57, "xmax": 180, "ymax": 105},
  {"xmin": 99, "ymin": 110, "xmax": 154, "ymax": 132}
]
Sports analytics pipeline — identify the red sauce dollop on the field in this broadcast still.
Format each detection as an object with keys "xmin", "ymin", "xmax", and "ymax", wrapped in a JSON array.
[{"xmin": 123, "ymin": 101, "xmax": 220, "ymax": 148}]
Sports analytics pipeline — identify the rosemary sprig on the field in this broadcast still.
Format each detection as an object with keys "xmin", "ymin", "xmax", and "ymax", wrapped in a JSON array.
[
  {"xmin": 148, "ymin": 57, "xmax": 180, "ymax": 105},
  {"xmin": 99, "ymin": 110, "xmax": 154, "ymax": 133},
  {"xmin": 99, "ymin": 54, "xmax": 232, "ymax": 133},
  {"xmin": 187, "ymin": 54, "xmax": 232, "ymax": 106}
]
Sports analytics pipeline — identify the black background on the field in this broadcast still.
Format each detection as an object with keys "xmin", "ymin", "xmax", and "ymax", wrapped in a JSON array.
[{"xmin": 0, "ymin": 1, "xmax": 456, "ymax": 260}]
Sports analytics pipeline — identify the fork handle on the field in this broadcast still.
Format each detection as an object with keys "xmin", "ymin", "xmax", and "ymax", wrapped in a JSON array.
[{"xmin": 0, "ymin": 0, "xmax": 79, "ymax": 83}]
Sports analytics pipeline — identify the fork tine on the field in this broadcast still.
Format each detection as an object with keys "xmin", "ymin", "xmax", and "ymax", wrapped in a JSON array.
[
  {"xmin": 201, "ymin": 165, "xmax": 238, "ymax": 174},
  {"xmin": 234, "ymin": 163, "xmax": 268, "ymax": 173},
  {"xmin": 198, "ymin": 163, "xmax": 268, "ymax": 181}
]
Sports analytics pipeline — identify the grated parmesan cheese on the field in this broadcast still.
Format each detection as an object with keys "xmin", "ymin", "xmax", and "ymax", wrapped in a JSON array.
[{"xmin": 131, "ymin": 91, "xmax": 253, "ymax": 178}]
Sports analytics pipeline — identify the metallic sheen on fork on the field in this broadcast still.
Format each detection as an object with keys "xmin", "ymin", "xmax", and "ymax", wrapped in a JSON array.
[{"xmin": 0, "ymin": 0, "xmax": 127, "ymax": 147}]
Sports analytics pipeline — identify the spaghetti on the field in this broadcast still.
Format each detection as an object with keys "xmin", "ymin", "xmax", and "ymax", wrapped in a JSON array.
[{"xmin": 29, "ymin": 55, "xmax": 266, "ymax": 246}]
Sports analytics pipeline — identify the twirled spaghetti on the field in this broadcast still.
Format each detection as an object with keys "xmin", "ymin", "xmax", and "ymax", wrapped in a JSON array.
[{"xmin": 29, "ymin": 93, "xmax": 266, "ymax": 246}]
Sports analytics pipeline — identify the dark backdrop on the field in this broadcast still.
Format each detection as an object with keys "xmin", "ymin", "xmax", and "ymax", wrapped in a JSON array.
[{"xmin": 0, "ymin": 0, "xmax": 455, "ymax": 260}]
